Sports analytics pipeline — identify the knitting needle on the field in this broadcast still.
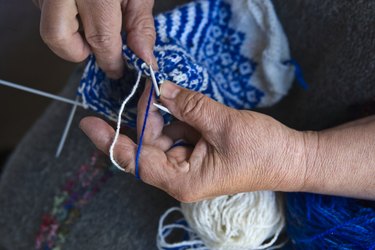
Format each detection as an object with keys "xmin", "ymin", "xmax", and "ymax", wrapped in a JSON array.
[
  {"xmin": 153, "ymin": 102, "xmax": 171, "ymax": 114},
  {"xmin": 149, "ymin": 65, "xmax": 160, "ymax": 97},
  {"xmin": 55, "ymin": 97, "xmax": 79, "ymax": 158},
  {"xmin": 0, "ymin": 79, "xmax": 85, "ymax": 107},
  {"xmin": 149, "ymin": 65, "xmax": 170, "ymax": 113}
]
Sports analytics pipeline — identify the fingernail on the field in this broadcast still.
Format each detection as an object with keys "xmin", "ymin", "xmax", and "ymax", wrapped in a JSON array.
[{"xmin": 160, "ymin": 82, "xmax": 179, "ymax": 99}]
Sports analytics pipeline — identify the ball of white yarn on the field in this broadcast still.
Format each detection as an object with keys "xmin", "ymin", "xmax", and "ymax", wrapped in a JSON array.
[{"xmin": 180, "ymin": 191, "xmax": 284, "ymax": 250}]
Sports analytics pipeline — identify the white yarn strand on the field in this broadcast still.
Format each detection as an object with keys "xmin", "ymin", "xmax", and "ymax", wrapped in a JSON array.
[
  {"xmin": 109, "ymin": 71, "xmax": 142, "ymax": 171},
  {"xmin": 157, "ymin": 207, "xmax": 208, "ymax": 250}
]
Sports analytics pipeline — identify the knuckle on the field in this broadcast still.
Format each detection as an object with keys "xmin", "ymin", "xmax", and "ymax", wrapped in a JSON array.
[
  {"xmin": 40, "ymin": 28, "xmax": 68, "ymax": 47},
  {"xmin": 181, "ymin": 92, "xmax": 207, "ymax": 122},
  {"xmin": 142, "ymin": 27, "xmax": 156, "ymax": 42},
  {"xmin": 86, "ymin": 34, "xmax": 113, "ymax": 51},
  {"xmin": 136, "ymin": 16, "xmax": 155, "ymax": 32},
  {"xmin": 116, "ymin": 158, "xmax": 132, "ymax": 173},
  {"xmin": 127, "ymin": 15, "xmax": 156, "ymax": 38},
  {"xmin": 113, "ymin": 143, "xmax": 133, "ymax": 173}
]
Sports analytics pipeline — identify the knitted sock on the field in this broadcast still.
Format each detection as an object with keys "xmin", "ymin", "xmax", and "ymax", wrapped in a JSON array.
[{"xmin": 78, "ymin": 0, "xmax": 294, "ymax": 126}]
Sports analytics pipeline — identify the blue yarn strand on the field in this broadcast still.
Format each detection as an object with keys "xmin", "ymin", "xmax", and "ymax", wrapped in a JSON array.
[
  {"xmin": 284, "ymin": 59, "xmax": 309, "ymax": 90},
  {"xmin": 135, "ymin": 84, "xmax": 155, "ymax": 180}
]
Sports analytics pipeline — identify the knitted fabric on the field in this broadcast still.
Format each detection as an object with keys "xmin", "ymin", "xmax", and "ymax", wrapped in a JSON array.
[{"xmin": 78, "ymin": 0, "xmax": 295, "ymax": 126}]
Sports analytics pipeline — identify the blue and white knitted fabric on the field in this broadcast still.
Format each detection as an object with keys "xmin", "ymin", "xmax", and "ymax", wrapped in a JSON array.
[
  {"xmin": 79, "ymin": 0, "xmax": 295, "ymax": 126},
  {"xmin": 80, "ymin": 1, "xmax": 295, "ymax": 249}
]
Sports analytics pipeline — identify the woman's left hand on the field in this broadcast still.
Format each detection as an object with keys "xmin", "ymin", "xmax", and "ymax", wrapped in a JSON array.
[{"xmin": 80, "ymin": 81, "xmax": 307, "ymax": 202}]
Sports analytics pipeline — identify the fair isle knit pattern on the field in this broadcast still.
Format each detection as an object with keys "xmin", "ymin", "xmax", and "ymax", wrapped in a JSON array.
[{"xmin": 78, "ymin": 0, "xmax": 294, "ymax": 126}]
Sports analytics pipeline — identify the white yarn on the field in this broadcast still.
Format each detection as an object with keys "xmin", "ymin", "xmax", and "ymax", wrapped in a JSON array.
[
  {"xmin": 158, "ymin": 191, "xmax": 285, "ymax": 250},
  {"xmin": 109, "ymin": 71, "xmax": 142, "ymax": 171},
  {"xmin": 157, "ymin": 207, "xmax": 209, "ymax": 250}
]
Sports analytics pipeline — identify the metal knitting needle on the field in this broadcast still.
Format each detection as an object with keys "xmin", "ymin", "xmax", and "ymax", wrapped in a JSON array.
[
  {"xmin": 149, "ymin": 65, "xmax": 171, "ymax": 113},
  {"xmin": 0, "ymin": 79, "xmax": 85, "ymax": 107},
  {"xmin": 149, "ymin": 65, "xmax": 160, "ymax": 97},
  {"xmin": 0, "ymin": 79, "xmax": 83, "ymax": 158},
  {"xmin": 55, "ymin": 97, "xmax": 79, "ymax": 158},
  {"xmin": 153, "ymin": 102, "xmax": 171, "ymax": 114}
]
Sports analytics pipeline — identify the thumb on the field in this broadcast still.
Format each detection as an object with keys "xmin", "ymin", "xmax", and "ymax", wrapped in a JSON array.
[
  {"xmin": 160, "ymin": 82, "xmax": 232, "ymax": 136},
  {"xmin": 123, "ymin": 0, "xmax": 157, "ymax": 68}
]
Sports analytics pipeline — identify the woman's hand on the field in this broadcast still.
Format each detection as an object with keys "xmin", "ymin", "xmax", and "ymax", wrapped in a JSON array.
[
  {"xmin": 80, "ymin": 82, "xmax": 307, "ymax": 202},
  {"xmin": 34, "ymin": 0, "xmax": 156, "ymax": 79}
]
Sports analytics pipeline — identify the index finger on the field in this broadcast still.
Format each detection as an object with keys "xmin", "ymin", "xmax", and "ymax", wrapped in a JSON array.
[
  {"xmin": 40, "ymin": 0, "xmax": 90, "ymax": 62},
  {"xmin": 77, "ymin": 0, "xmax": 124, "ymax": 79},
  {"xmin": 123, "ymin": 0, "xmax": 157, "ymax": 68}
]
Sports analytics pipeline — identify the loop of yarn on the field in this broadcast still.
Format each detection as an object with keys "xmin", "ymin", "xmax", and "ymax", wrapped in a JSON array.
[
  {"xmin": 158, "ymin": 192, "xmax": 285, "ymax": 250},
  {"xmin": 157, "ymin": 207, "xmax": 208, "ymax": 250}
]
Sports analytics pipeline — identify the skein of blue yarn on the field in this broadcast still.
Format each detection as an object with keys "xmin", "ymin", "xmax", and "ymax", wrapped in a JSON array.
[{"xmin": 285, "ymin": 193, "xmax": 375, "ymax": 250}]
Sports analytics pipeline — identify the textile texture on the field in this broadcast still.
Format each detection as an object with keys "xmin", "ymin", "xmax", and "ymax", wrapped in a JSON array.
[{"xmin": 79, "ymin": 0, "xmax": 294, "ymax": 126}]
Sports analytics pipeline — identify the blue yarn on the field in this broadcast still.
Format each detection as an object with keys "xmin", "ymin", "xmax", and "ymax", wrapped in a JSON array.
[
  {"xmin": 135, "ymin": 84, "xmax": 155, "ymax": 180},
  {"xmin": 285, "ymin": 193, "xmax": 375, "ymax": 249},
  {"xmin": 284, "ymin": 59, "xmax": 309, "ymax": 90}
]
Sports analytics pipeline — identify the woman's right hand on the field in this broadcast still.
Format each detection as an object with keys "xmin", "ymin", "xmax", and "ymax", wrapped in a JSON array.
[{"xmin": 34, "ymin": 0, "xmax": 157, "ymax": 79}]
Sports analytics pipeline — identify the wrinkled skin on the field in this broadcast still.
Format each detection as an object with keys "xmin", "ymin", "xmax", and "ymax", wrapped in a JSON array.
[
  {"xmin": 80, "ymin": 81, "xmax": 307, "ymax": 202},
  {"xmin": 34, "ymin": 0, "xmax": 157, "ymax": 79}
]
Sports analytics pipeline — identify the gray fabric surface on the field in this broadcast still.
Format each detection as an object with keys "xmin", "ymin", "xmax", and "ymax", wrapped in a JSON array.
[
  {"xmin": 0, "ymin": 66, "xmax": 178, "ymax": 250},
  {"xmin": 1, "ymin": 0, "xmax": 375, "ymax": 249},
  {"xmin": 262, "ymin": 0, "xmax": 375, "ymax": 130}
]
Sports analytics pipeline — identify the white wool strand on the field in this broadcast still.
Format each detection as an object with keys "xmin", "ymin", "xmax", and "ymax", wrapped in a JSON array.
[{"xmin": 109, "ymin": 71, "xmax": 142, "ymax": 171}]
